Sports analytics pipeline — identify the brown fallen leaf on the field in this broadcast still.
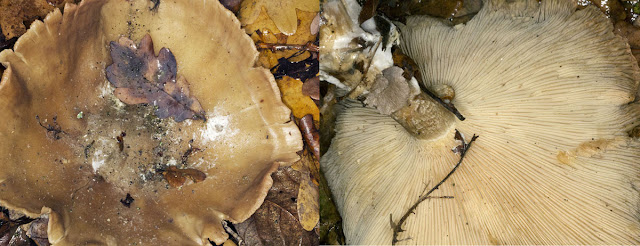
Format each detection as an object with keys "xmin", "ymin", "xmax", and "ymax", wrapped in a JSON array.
[
  {"xmin": 27, "ymin": 218, "xmax": 49, "ymax": 246},
  {"xmin": 358, "ymin": 0, "xmax": 379, "ymax": 24},
  {"xmin": 298, "ymin": 114, "xmax": 319, "ymax": 160},
  {"xmin": 161, "ymin": 166, "xmax": 207, "ymax": 188},
  {"xmin": 7, "ymin": 227, "xmax": 30, "ymax": 246},
  {"xmin": 106, "ymin": 34, "xmax": 206, "ymax": 122},
  {"xmin": 235, "ymin": 166, "xmax": 318, "ymax": 246},
  {"xmin": 0, "ymin": 0, "xmax": 77, "ymax": 40},
  {"xmin": 220, "ymin": 0, "xmax": 242, "ymax": 14},
  {"xmin": 0, "ymin": 207, "xmax": 36, "ymax": 246},
  {"xmin": 310, "ymin": 13, "xmax": 319, "ymax": 35},
  {"xmin": 301, "ymin": 76, "xmax": 319, "ymax": 101}
]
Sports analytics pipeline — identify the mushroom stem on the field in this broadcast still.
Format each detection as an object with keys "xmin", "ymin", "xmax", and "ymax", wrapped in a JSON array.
[
  {"xmin": 391, "ymin": 93, "xmax": 456, "ymax": 140},
  {"xmin": 364, "ymin": 66, "xmax": 457, "ymax": 140}
]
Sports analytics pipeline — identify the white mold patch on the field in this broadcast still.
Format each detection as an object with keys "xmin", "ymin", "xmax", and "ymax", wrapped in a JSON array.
[{"xmin": 199, "ymin": 112, "xmax": 237, "ymax": 144}]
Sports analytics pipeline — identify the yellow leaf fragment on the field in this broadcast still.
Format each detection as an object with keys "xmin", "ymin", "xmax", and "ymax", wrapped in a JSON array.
[
  {"xmin": 297, "ymin": 175, "xmax": 319, "ymax": 231},
  {"xmin": 277, "ymin": 76, "xmax": 319, "ymax": 120},
  {"xmin": 223, "ymin": 239, "xmax": 237, "ymax": 246},
  {"xmin": 239, "ymin": 0, "xmax": 319, "ymax": 35}
]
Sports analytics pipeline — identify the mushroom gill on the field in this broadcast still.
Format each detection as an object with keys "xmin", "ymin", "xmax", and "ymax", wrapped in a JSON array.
[
  {"xmin": 322, "ymin": 0, "xmax": 640, "ymax": 244},
  {"xmin": 0, "ymin": 0, "xmax": 302, "ymax": 245}
]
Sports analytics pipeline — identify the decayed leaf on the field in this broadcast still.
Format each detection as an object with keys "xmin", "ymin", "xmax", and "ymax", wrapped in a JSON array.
[
  {"xmin": 220, "ymin": 0, "xmax": 242, "ymax": 13},
  {"xmin": 27, "ymin": 217, "xmax": 49, "ymax": 246},
  {"xmin": 0, "ymin": 207, "xmax": 37, "ymax": 246},
  {"xmin": 106, "ymin": 34, "xmax": 205, "ymax": 122},
  {"xmin": 235, "ymin": 166, "xmax": 318, "ymax": 246},
  {"xmin": 302, "ymin": 76, "xmax": 320, "ymax": 101},
  {"xmin": 246, "ymin": 8, "xmax": 318, "ymax": 46},
  {"xmin": 0, "ymin": 0, "xmax": 77, "ymax": 40},
  {"xmin": 161, "ymin": 166, "xmax": 207, "ymax": 188},
  {"xmin": 277, "ymin": 76, "xmax": 319, "ymax": 120},
  {"xmin": 298, "ymin": 114, "xmax": 320, "ymax": 160},
  {"xmin": 239, "ymin": 0, "xmax": 319, "ymax": 35},
  {"xmin": 297, "ymin": 175, "xmax": 319, "ymax": 231},
  {"xmin": 272, "ymin": 53, "xmax": 319, "ymax": 82},
  {"xmin": 290, "ymin": 149, "xmax": 319, "ymax": 232}
]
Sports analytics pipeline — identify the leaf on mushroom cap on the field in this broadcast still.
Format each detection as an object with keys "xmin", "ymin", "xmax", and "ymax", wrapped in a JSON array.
[
  {"xmin": 322, "ymin": 0, "xmax": 640, "ymax": 244},
  {"xmin": 106, "ymin": 35, "xmax": 205, "ymax": 122},
  {"xmin": 0, "ymin": 0, "xmax": 302, "ymax": 245}
]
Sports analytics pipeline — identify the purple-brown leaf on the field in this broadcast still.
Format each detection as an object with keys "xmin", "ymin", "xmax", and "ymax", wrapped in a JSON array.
[{"xmin": 106, "ymin": 34, "xmax": 206, "ymax": 122}]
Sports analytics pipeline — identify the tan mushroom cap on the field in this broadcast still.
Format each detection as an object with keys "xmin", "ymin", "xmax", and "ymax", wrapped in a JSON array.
[
  {"xmin": 0, "ymin": 0, "xmax": 302, "ymax": 245},
  {"xmin": 322, "ymin": 0, "xmax": 640, "ymax": 244}
]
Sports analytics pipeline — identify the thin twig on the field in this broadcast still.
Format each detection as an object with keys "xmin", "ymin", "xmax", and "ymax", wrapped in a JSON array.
[
  {"xmin": 35, "ymin": 115, "xmax": 66, "ymax": 140},
  {"xmin": 390, "ymin": 130, "xmax": 478, "ymax": 245},
  {"xmin": 256, "ymin": 42, "xmax": 319, "ymax": 53},
  {"xmin": 419, "ymin": 83, "xmax": 466, "ymax": 121}
]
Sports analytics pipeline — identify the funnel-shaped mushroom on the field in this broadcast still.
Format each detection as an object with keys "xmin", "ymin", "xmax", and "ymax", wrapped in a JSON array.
[
  {"xmin": 0, "ymin": 0, "xmax": 302, "ymax": 245},
  {"xmin": 322, "ymin": 0, "xmax": 640, "ymax": 244}
]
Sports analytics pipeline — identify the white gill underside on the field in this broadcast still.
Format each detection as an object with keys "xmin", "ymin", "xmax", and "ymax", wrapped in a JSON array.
[{"xmin": 322, "ymin": 0, "xmax": 640, "ymax": 244}]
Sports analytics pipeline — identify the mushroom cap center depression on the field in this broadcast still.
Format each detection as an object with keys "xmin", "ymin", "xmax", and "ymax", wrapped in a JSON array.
[{"xmin": 78, "ymin": 84, "xmax": 214, "ymax": 191}]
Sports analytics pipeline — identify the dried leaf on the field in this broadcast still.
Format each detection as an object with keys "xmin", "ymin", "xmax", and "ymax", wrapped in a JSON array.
[
  {"xmin": 239, "ymin": 0, "xmax": 319, "ymax": 35},
  {"xmin": 161, "ymin": 166, "xmax": 207, "ymax": 188},
  {"xmin": 27, "ymin": 218, "xmax": 49, "ymax": 246},
  {"xmin": 235, "ymin": 166, "xmax": 318, "ymax": 246},
  {"xmin": 106, "ymin": 34, "xmax": 205, "ymax": 122},
  {"xmin": 358, "ymin": 0, "xmax": 379, "ymax": 24},
  {"xmin": 220, "ymin": 0, "xmax": 242, "ymax": 13},
  {"xmin": 0, "ymin": 0, "xmax": 76, "ymax": 40},
  {"xmin": 302, "ymin": 77, "xmax": 320, "ymax": 101},
  {"xmin": 298, "ymin": 114, "xmax": 320, "ymax": 160},
  {"xmin": 7, "ymin": 227, "xmax": 30, "ymax": 246},
  {"xmin": 310, "ymin": 13, "xmax": 319, "ymax": 35},
  {"xmin": 0, "ymin": 207, "xmax": 36, "ymax": 246},
  {"xmin": 271, "ymin": 54, "xmax": 319, "ymax": 82},
  {"xmin": 276, "ymin": 76, "xmax": 319, "ymax": 120},
  {"xmin": 289, "ymin": 150, "xmax": 320, "ymax": 232},
  {"xmin": 297, "ymin": 177, "xmax": 319, "ymax": 231}
]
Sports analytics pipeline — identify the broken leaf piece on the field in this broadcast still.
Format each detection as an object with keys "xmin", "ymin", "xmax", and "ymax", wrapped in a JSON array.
[
  {"xmin": 277, "ymin": 76, "xmax": 320, "ymax": 120},
  {"xmin": 106, "ymin": 34, "xmax": 205, "ymax": 122},
  {"xmin": 162, "ymin": 166, "xmax": 207, "ymax": 188},
  {"xmin": 239, "ymin": 0, "xmax": 319, "ymax": 36}
]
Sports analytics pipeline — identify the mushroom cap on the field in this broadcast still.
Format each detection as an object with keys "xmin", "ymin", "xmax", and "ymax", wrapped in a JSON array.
[
  {"xmin": 0, "ymin": 0, "xmax": 301, "ymax": 245},
  {"xmin": 322, "ymin": 0, "xmax": 640, "ymax": 244}
]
